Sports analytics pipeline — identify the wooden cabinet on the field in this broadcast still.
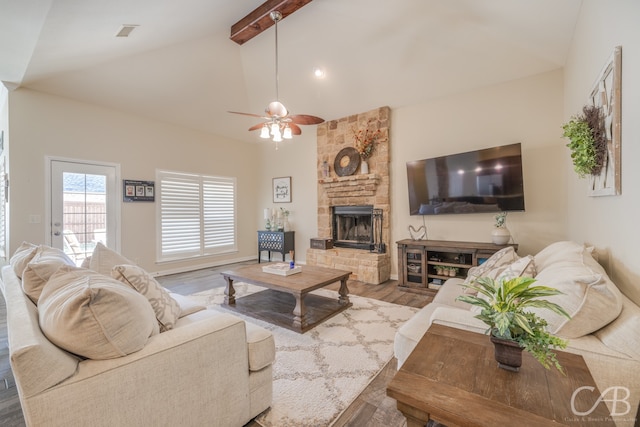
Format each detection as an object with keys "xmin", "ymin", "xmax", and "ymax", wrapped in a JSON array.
[
  {"xmin": 397, "ymin": 239, "xmax": 517, "ymax": 295},
  {"xmin": 258, "ymin": 231, "xmax": 295, "ymax": 263}
]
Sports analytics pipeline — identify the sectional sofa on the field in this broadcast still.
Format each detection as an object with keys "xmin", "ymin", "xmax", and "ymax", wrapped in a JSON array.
[{"xmin": 1, "ymin": 242, "xmax": 275, "ymax": 427}]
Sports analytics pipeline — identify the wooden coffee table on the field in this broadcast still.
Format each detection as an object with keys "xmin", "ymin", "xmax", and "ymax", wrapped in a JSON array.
[
  {"xmin": 220, "ymin": 263, "xmax": 352, "ymax": 333},
  {"xmin": 387, "ymin": 324, "xmax": 615, "ymax": 427}
]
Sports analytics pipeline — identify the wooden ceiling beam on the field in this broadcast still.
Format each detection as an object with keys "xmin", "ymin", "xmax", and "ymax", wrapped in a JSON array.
[{"xmin": 230, "ymin": 0, "xmax": 313, "ymax": 45}]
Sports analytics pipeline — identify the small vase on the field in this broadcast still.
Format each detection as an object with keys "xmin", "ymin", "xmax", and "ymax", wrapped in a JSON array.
[
  {"xmin": 360, "ymin": 159, "xmax": 369, "ymax": 174},
  {"xmin": 490, "ymin": 335, "xmax": 523, "ymax": 372},
  {"xmin": 283, "ymin": 217, "xmax": 291, "ymax": 232},
  {"xmin": 491, "ymin": 227, "xmax": 510, "ymax": 245}
]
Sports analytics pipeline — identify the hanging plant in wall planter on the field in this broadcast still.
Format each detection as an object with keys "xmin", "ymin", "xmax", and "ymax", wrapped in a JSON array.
[{"xmin": 562, "ymin": 105, "xmax": 608, "ymax": 178}]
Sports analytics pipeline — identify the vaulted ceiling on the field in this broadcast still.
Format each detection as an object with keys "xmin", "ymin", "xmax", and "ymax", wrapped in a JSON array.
[{"xmin": 0, "ymin": 0, "xmax": 582, "ymax": 143}]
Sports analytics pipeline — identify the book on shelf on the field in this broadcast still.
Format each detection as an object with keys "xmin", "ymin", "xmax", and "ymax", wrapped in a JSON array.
[{"xmin": 262, "ymin": 263, "xmax": 302, "ymax": 276}]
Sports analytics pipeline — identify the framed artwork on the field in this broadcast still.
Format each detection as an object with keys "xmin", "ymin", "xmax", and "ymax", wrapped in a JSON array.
[
  {"xmin": 123, "ymin": 179, "xmax": 155, "ymax": 202},
  {"xmin": 587, "ymin": 45, "xmax": 621, "ymax": 196},
  {"xmin": 273, "ymin": 176, "xmax": 291, "ymax": 203}
]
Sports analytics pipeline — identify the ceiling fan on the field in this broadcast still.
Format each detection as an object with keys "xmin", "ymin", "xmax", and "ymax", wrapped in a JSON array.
[{"xmin": 228, "ymin": 11, "xmax": 324, "ymax": 147}]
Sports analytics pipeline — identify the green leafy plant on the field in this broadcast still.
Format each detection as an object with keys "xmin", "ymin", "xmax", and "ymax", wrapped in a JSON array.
[
  {"xmin": 494, "ymin": 211, "xmax": 507, "ymax": 228},
  {"xmin": 456, "ymin": 276, "xmax": 571, "ymax": 372},
  {"xmin": 562, "ymin": 105, "xmax": 606, "ymax": 178}
]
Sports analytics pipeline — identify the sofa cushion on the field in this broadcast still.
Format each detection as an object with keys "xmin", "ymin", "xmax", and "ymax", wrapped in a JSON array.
[
  {"xmin": 594, "ymin": 295, "xmax": 640, "ymax": 360},
  {"xmin": 21, "ymin": 246, "xmax": 76, "ymax": 304},
  {"xmin": 169, "ymin": 293, "xmax": 207, "ymax": 318},
  {"xmin": 9, "ymin": 242, "xmax": 38, "ymax": 279},
  {"xmin": 89, "ymin": 242, "xmax": 134, "ymax": 275},
  {"xmin": 532, "ymin": 246, "xmax": 622, "ymax": 339},
  {"xmin": 244, "ymin": 322, "xmax": 276, "ymax": 371},
  {"xmin": 38, "ymin": 266, "xmax": 159, "ymax": 359},
  {"xmin": 464, "ymin": 246, "xmax": 518, "ymax": 284},
  {"xmin": 112, "ymin": 264, "xmax": 181, "ymax": 332}
]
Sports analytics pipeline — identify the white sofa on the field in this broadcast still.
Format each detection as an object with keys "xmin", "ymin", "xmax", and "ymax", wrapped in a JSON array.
[
  {"xmin": 1, "ymin": 242, "xmax": 275, "ymax": 427},
  {"xmin": 395, "ymin": 241, "xmax": 640, "ymax": 426}
]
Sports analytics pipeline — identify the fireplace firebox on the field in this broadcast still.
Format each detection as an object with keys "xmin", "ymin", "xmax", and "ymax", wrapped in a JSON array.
[{"xmin": 332, "ymin": 205, "xmax": 385, "ymax": 253}]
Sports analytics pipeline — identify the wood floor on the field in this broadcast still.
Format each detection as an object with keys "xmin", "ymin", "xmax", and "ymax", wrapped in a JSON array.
[{"xmin": 0, "ymin": 261, "xmax": 433, "ymax": 427}]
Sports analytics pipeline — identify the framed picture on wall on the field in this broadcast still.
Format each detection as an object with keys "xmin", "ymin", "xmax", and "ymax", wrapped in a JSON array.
[{"xmin": 273, "ymin": 176, "xmax": 291, "ymax": 203}]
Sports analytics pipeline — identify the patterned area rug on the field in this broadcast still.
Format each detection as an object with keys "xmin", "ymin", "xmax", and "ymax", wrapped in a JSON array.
[{"xmin": 187, "ymin": 283, "xmax": 418, "ymax": 427}]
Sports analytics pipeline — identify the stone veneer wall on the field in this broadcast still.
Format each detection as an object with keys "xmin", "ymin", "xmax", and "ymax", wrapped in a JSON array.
[{"xmin": 306, "ymin": 106, "xmax": 391, "ymax": 284}]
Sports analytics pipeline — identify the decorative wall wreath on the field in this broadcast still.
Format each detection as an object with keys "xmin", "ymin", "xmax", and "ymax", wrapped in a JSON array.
[{"xmin": 562, "ymin": 105, "xmax": 607, "ymax": 178}]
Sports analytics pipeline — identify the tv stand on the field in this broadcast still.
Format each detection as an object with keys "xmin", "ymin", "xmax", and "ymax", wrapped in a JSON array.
[{"xmin": 397, "ymin": 239, "xmax": 517, "ymax": 295}]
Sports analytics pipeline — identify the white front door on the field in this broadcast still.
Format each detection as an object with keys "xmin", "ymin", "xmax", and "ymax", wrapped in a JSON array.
[{"xmin": 49, "ymin": 158, "xmax": 120, "ymax": 264}]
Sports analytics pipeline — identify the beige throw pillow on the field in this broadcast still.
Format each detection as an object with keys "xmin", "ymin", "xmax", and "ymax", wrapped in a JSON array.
[
  {"xmin": 112, "ymin": 264, "xmax": 181, "ymax": 332},
  {"xmin": 89, "ymin": 242, "xmax": 134, "ymax": 275},
  {"xmin": 464, "ymin": 246, "xmax": 518, "ymax": 285},
  {"xmin": 496, "ymin": 255, "xmax": 536, "ymax": 282},
  {"xmin": 9, "ymin": 242, "xmax": 38, "ymax": 279},
  {"xmin": 21, "ymin": 245, "xmax": 76, "ymax": 304},
  {"xmin": 532, "ymin": 247, "xmax": 622, "ymax": 338},
  {"xmin": 38, "ymin": 266, "xmax": 159, "ymax": 359}
]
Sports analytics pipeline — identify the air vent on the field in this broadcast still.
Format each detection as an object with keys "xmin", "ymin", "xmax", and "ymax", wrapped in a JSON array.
[{"xmin": 116, "ymin": 25, "xmax": 139, "ymax": 38}]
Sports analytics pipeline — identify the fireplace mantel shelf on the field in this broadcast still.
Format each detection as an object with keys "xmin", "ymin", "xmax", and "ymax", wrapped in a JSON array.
[
  {"xmin": 319, "ymin": 173, "xmax": 380, "ymax": 185},
  {"xmin": 319, "ymin": 174, "xmax": 380, "ymax": 199}
]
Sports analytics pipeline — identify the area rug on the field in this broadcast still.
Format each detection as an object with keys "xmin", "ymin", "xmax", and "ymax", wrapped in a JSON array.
[{"xmin": 186, "ymin": 283, "xmax": 418, "ymax": 427}]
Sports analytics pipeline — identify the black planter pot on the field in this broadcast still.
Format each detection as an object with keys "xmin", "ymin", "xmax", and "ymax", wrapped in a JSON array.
[{"xmin": 490, "ymin": 335, "xmax": 524, "ymax": 372}]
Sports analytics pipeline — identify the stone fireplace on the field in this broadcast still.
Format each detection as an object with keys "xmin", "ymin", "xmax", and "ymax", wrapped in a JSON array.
[{"xmin": 306, "ymin": 106, "xmax": 391, "ymax": 284}]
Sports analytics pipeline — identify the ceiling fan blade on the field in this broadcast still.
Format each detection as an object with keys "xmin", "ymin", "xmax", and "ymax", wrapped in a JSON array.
[
  {"xmin": 228, "ymin": 111, "xmax": 264, "ymax": 119},
  {"xmin": 248, "ymin": 123, "xmax": 266, "ymax": 132},
  {"xmin": 289, "ymin": 114, "xmax": 325, "ymax": 125},
  {"xmin": 289, "ymin": 123, "xmax": 302, "ymax": 135}
]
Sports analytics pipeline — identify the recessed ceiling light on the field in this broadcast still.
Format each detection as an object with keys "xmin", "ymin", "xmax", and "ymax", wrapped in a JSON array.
[
  {"xmin": 313, "ymin": 67, "xmax": 326, "ymax": 78},
  {"xmin": 116, "ymin": 25, "xmax": 139, "ymax": 38}
]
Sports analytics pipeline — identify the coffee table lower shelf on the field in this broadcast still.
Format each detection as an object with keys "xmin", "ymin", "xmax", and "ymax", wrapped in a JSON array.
[{"xmin": 224, "ymin": 289, "xmax": 351, "ymax": 333}]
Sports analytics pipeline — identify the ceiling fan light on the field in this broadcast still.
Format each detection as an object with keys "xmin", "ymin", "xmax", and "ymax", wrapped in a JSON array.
[
  {"xmin": 259, "ymin": 124, "xmax": 270, "ymax": 138},
  {"xmin": 270, "ymin": 122, "xmax": 280, "ymax": 135},
  {"xmin": 273, "ymin": 130, "xmax": 283, "ymax": 142},
  {"xmin": 283, "ymin": 125, "xmax": 292, "ymax": 139}
]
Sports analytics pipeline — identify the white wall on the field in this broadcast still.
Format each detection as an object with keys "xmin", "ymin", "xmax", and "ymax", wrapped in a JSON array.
[
  {"xmin": 8, "ymin": 88, "xmax": 261, "ymax": 274},
  {"xmin": 255, "ymin": 132, "xmax": 318, "ymax": 265},
  {"xmin": 563, "ymin": 0, "xmax": 640, "ymax": 303},
  {"xmin": 390, "ymin": 70, "xmax": 566, "ymax": 276}
]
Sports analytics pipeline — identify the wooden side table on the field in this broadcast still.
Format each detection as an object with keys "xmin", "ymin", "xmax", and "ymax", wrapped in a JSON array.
[
  {"xmin": 257, "ymin": 230, "xmax": 294, "ymax": 263},
  {"xmin": 387, "ymin": 324, "xmax": 615, "ymax": 427}
]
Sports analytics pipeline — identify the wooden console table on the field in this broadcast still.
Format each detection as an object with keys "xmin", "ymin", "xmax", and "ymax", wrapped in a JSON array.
[
  {"xmin": 387, "ymin": 324, "xmax": 615, "ymax": 426},
  {"xmin": 257, "ymin": 230, "xmax": 294, "ymax": 263},
  {"xmin": 397, "ymin": 239, "xmax": 517, "ymax": 295}
]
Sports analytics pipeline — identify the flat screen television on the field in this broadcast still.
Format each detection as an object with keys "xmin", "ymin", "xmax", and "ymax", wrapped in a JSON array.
[{"xmin": 406, "ymin": 143, "xmax": 525, "ymax": 215}]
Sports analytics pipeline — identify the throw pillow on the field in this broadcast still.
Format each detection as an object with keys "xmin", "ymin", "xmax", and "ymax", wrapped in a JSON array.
[
  {"xmin": 38, "ymin": 265, "xmax": 159, "ymax": 359},
  {"xmin": 495, "ymin": 255, "xmax": 536, "ymax": 282},
  {"xmin": 21, "ymin": 245, "xmax": 76, "ymax": 304},
  {"xmin": 112, "ymin": 264, "xmax": 181, "ymax": 332},
  {"xmin": 9, "ymin": 241, "xmax": 38, "ymax": 279},
  {"xmin": 533, "ymin": 241, "xmax": 585, "ymax": 272},
  {"xmin": 89, "ymin": 242, "xmax": 134, "ymax": 275},
  {"xmin": 464, "ymin": 246, "xmax": 518, "ymax": 285},
  {"xmin": 531, "ymin": 248, "xmax": 622, "ymax": 338}
]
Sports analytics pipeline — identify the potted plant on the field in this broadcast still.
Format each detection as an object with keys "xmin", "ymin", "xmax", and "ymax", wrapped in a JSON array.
[
  {"xmin": 491, "ymin": 211, "xmax": 510, "ymax": 245},
  {"xmin": 562, "ymin": 105, "xmax": 607, "ymax": 178},
  {"xmin": 449, "ymin": 267, "xmax": 459, "ymax": 277},
  {"xmin": 456, "ymin": 276, "xmax": 571, "ymax": 373}
]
